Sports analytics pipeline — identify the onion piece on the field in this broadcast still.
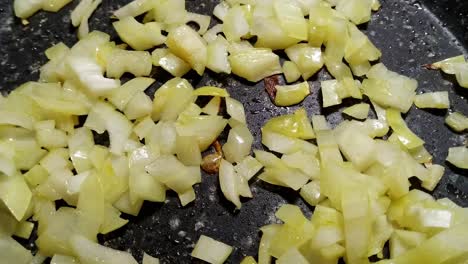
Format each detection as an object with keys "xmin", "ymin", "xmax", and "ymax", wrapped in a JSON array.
[
  {"xmin": 273, "ymin": 0, "xmax": 308, "ymax": 41},
  {"xmin": 251, "ymin": 8, "xmax": 299, "ymax": 50},
  {"xmin": 202, "ymin": 96, "xmax": 222, "ymax": 116},
  {"xmin": 85, "ymin": 102, "xmax": 133, "ymax": 155},
  {"xmin": 0, "ymin": 175, "xmax": 32, "ymax": 221},
  {"xmin": 263, "ymin": 108, "xmax": 315, "ymax": 139},
  {"xmin": 223, "ymin": 125, "xmax": 253, "ymax": 163},
  {"xmin": 207, "ymin": 37, "xmax": 232, "ymax": 74},
  {"xmin": 445, "ymin": 112, "xmax": 468, "ymax": 132},
  {"xmin": 152, "ymin": 0, "xmax": 187, "ymax": 26},
  {"xmin": 336, "ymin": 0, "xmax": 372, "ymax": 25},
  {"xmin": 166, "ymin": 25, "xmax": 207, "ymax": 75},
  {"xmin": 223, "ymin": 5, "xmax": 250, "ymax": 42},
  {"xmin": 108, "ymin": 77, "xmax": 154, "ymax": 111},
  {"xmin": 229, "ymin": 48, "xmax": 282, "ymax": 82},
  {"xmin": 13, "ymin": 0, "xmax": 44, "ymax": 19},
  {"xmin": 213, "ymin": 1, "xmax": 230, "ymax": 21},
  {"xmin": 152, "ymin": 77, "xmax": 195, "ymax": 122},
  {"xmin": 185, "ymin": 12, "xmax": 211, "ymax": 34},
  {"xmin": 421, "ymin": 164, "xmax": 445, "ymax": 191},
  {"xmin": 414, "ymin": 91, "xmax": 450, "ymax": 109},
  {"xmin": 219, "ymin": 159, "xmax": 242, "ymax": 208},
  {"xmin": 300, "ymin": 181, "xmax": 325, "ymax": 206},
  {"xmin": 176, "ymin": 115, "xmax": 228, "ymax": 151},
  {"xmin": 0, "ymin": 236, "xmax": 33, "ymax": 264},
  {"xmin": 240, "ymin": 256, "xmax": 257, "ymax": 264},
  {"xmin": 234, "ymin": 155, "xmax": 263, "ymax": 181},
  {"xmin": 282, "ymin": 150, "xmax": 320, "ymax": 180},
  {"xmin": 446, "ymin": 146, "xmax": 468, "ymax": 169},
  {"xmin": 158, "ymin": 51, "xmax": 192, "ymax": 77},
  {"xmin": 362, "ymin": 63, "xmax": 417, "ymax": 113},
  {"xmin": 191, "ymin": 235, "xmax": 233, "ymax": 264},
  {"xmin": 143, "ymin": 253, "xmax": 160, "ymax": 264},
  {"xmin": 70, "ymin": 235, "xmax": 138, "ymax": 264},
  {"xmin": 387, "ymin": 108, "xmax": 425, "ymax": 150},
  {"xmin": 194, "ymin": 86, "xmax": 230, "ymax": 97},
  {"xmin": 285, "ymin": 44, "xmax": 323, "ymax": 80},
  {"xmin": 226, "ymin": 97, "xmax": 246, "ymax": 125},
  {"xmin": 282, "ymin": 61, "xmax": 301, "ymax": 83},
  {"xmin": 106, "ymin": 49, "xmax": 152, "ymax": 79},
  {"xmin": 66, "ymin": 56, "xmax": 120, "ymax": 97},
  {"xmin": 113, "ymin": 0, "xmax": 154, "ymax": 19},
  {"xmin": 428, "ymin": 55, "xmax": 466, "ymax": 74},
  {"xmin": 320, "ymin": 80, "xmax": 342, "ymax": 107},
  {"xmin": 50, "ymin": 254, "xmax": 79, "ymax": 264},
  {"xmin": 342, "ymin": 103, "xmax": 370, "ymax": 120},
  {"xmin": 274, "ymin": 82, "xmax": 310, "ymax": 107},
  {"xmin": 124, "ymin": 91, "xmax": 153, "ymax": 120}
]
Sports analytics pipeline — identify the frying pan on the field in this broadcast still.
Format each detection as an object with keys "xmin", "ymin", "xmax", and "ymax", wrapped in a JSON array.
[{"xmin": 0, "ymin": 0, "xmax": 467, "ymax": 263}]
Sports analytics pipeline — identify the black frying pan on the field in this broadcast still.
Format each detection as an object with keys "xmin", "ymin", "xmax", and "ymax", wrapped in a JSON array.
[{"xmin": 0, "ymin": 0, "xmax": 467, "ymax": 263}]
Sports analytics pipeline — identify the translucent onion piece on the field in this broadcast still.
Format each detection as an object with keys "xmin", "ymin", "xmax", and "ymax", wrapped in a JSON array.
[
  {"xmin": 285, "ymin": 44, "xmax": 324, "ymax": 80},
  {"xmin": 445, "ymin": 112, "xmax": 468, "ymax": 132},
  {"xmin": 446, "ymin": 146, "xmax": 468, "ymax": 169},
  {"xmin": 273, "ymin": 0, "xmax": 308, "ymax": 41},
  {"xmin": 219, "ymin": 159, "xmax": 242, "ymax": 209},
  {"xmin": 70, "ymin": 235, "xmax": 138, "ymax": 264},
  {"xmin": 0, "ymin": 175, "xmax": 32, "ymax": 221},
  {"xmin": 223, "ymin": 5, "xmax": 250, "ymax": 42},
  {"xmin": 106, "ymin": 49, "xmax": 152, "ymax": 79},
  {"xmin": 342, "ymin": 103, "xmax": 370, "ymax": 120},
  {"xmin": 430, "ymin": 55, "xmax": 466, "ymax": 74},
  {"xmin": 143, "ymin": 253, "xmax": 160, "ymax": 264},
  {"xmin": 226, "ymin": 97, "xmax": 246, "ymax": 125},
  {"xmin": 191, "ymin": 235, "xmax": 233, "ymax": 264},
  {"xmin": 414, "ymin": 91, "xmax": 450, "ymax": 109},
  {"xmin": 222, "ymin": 125, "xmax": 253, "ymax": 163},
  {"xmin": 282, "ymin": 61, "xmax": 301, "ymax": 83},
  {"xmin": 0, "ymin": 236, "xmax": 33, "ymax": 264},
  {"xmin": 229, "ymin": 48, "xmax": 282, "ymax": 82},
  {"xmin": 274, "ymin": 81, "xmax": 310, "ymax": 107},
  {"xmin": 207, "ymin": 37, "xmax": 231, "ymax": 74},
  {"xmin": 387, "ymin": 108, "xmax": 425, "ymax": 150},
  {"xmin": 166, "ymin": 25, "xmax": 207, "ymax": 75},
  {"xmin": 66, "ymin": 56, "xmax": 120, "ymax": 96},
  {"xmin": 113, "ymin": 0, "xmax": 153, "ymax": 18}
]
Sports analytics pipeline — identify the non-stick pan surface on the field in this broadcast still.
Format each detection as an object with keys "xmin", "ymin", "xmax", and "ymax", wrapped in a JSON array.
[{"xmin": 0, "ymin": 0, "xmax": 467, "ymax": 263}]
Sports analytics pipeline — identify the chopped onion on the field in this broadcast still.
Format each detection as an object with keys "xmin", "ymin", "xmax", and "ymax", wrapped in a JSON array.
[
  {"xmin": 414, "ymin": 91, "xmax": 450, "ymax": 109},
  {"xmin": 106, "ymin": 49, "xmax": 152, "ymax": 78},
  {"xmin": 445, "ymin": 112, "xmax": 468, "ymax": 132},
  {"xmin": 273, "ymin": 0, "xmax": 308, "ymax": 41},
  {"xmin": 166, "ymin": 25, "xmax": 207, "ymax": 75},
  {"xmin": 66, "ymin": 56, "xmax": 120, "ymax": 96},
  {"xmin": 362, "ymin": 63, "xmax": 417, "ymax": 113},
  {"xmin": 70, "ymin": 235, "xmax": 138, "ymax": 264},
  {"xmin": 222, "ymin": 125, "xmax": 253, "ymax": 163},
  {"xmin": 226, "ymin": 97, "xmax": 247, "ymax": 125},
  {"xmin": 342, "ymin": 103, "xmax": 370, "ymax": 120},
  {"xmin": 387, "ymin": 108, "xmax": 425, "ymax": 150},
  {"xmin": 446, "ymin": 146, "xmax": 468, "ymax": 169},
  {"xmin": 274, "ymin": 82, "xmax": 310, "ymax": 107},
  {"xmin": 282, "ymin": 61, "xmax": 301, "ymax": 83},
  {"xmin": 229, "ymin": 48, "xmax": 282, "ymax": 82},
  {"xmin": 285, "ymin": 44, "xmax": 323, "ymax": 80},
  {"xmin": 193, "ymin": 86, "xmax": 230, "ymax": 97},
  {"xmin": 207, "ymin": 37, "xmax": 232, "ymax": 74},
  {"xmin": 223, "ymin": 5, "xmax": 250, "ymax": 42},
  {"xmin": 143, "ymin": 252, "xmax": 160, "ymax": 264},
  {"xmin": 191, "ymin": 235, "xmax": 233, "ymax": 264}
]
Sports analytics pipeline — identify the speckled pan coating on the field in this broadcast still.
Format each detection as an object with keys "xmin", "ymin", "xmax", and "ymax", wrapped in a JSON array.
[{"xmin": 0, "ymin": 0, "xmax": 466, "ymax": 263}]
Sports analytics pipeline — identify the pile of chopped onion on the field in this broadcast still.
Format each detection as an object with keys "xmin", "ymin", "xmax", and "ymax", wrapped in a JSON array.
[{"xmin": 4, "ymin": 0, "xmax": 468, "ymax": 263}]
